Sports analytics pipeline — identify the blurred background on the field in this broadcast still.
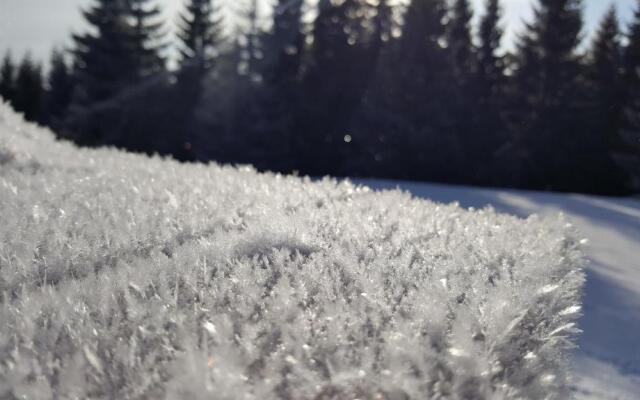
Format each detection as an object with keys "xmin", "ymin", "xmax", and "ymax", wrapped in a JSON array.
[{"xmin": 1, "ymin": 0, "xmax": 639, "ymax": 195}]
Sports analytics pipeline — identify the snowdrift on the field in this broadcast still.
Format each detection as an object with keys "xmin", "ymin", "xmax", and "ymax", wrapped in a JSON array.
[{"xmin": 0, "ymin": 103, "xmax": 585, "ymax": 399}]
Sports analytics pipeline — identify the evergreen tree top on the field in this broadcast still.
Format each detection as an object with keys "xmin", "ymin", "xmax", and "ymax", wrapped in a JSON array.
[
  {"xmin": 1, "ymin": 53, "xmax": 14, "ymax": 82},
  {"xmin": 267, "ymin": 0, "xmax": 304, "ymax": 55},
  {"xmin": 177, "ymin": 0, "xmax": 225, "ymax": 68},
  {"xmin": 513, "ymin": 0, "xmax": 584, "ymax": 87},
  {"xmin": 314, "ymin": 0, "xmax": 384, "ymax": 47},
  {"xmin": 13, "ymin": 53, "xmax": 43, "ymax": 121},
  {"xmin": 592, "ymin": 6, "xmax": 620, "ymax": 53},
  {"xmin": 590, "ymin": 6, "xmax": 621, "ymax": 80},
  {"xmin": 519, "ymin": 0, "xmax": 584, "ymax": 58},
  {"xmin": 402, "ymin": 0, "xmax": 447, "ymax": 46},
  {"xmin": 0, "ymin": 52, "xmax": 16, "ymax": 102},
  {"xmin": 48, "ymin": 49, "xmax": 71, "ymax": 85},
  {"xmin": 450, "ymin": 0, "xmax": 473, "ymax": 38},
  {"xmin": 479, "ymin": 0, "xmax": 503, "ymax": 56},
  {"xmin": 448, "ymin": 0, "xmax": 474, "ymax": 75},
  {"xmin": 71, "ymin": 0, "xmax": 167, "ymax": 103},
  {"xmin": 625, "ymin": 1, "xmax": 640, "ymax": 74},
  {"xmin": 477, "ymin": 0, "xmax": 504, "ymax": 90}
]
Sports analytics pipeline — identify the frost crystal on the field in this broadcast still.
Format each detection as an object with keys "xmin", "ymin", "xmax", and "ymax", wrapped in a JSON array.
[{"xmin": 0, "ymin": 103, "xmax": 585, "ymax": 399}]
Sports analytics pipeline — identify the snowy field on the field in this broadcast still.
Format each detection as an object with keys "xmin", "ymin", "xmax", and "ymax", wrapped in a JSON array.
[
  {"xmin": 358, "ymin": 180, "xmax": 640, "ymax": 399},
  {"xmin": 0, "ymin": 104, "xmax": 588, "ymax": 399}
]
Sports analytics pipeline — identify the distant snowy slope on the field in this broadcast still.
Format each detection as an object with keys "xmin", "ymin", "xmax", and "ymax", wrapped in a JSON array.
[
  {"xmin": 0, "ymin": 104, "xmax": 584, "ymax": 399},
  {"xmin": 359, "ymin": 180, "xmax": 640, "ymax": 400}
]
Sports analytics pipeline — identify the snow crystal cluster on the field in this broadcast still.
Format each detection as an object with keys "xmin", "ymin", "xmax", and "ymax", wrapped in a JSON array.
[{"xmin": 0, "ymin": 103, "xmax": 585, "ymax": 399}]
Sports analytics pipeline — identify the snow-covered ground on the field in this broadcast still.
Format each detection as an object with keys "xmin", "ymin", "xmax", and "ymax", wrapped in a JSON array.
[
  {"xmin": 359, "ymin": 179, "xmax": 640, "ymax": 400},
  {"xmin": 1, "ymin": 102, "xmax": 636, "ymax": 398},
  {"xmin": 0, "ymin": 104, "xmax": 587, "ymax": 399}
]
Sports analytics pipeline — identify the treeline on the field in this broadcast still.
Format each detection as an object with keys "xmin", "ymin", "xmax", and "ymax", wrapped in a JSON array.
[{"xmin": 1, "ymin": 0, "xmax": 639, "ymax": 195}]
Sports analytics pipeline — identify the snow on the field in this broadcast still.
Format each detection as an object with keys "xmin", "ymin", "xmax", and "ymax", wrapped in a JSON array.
[
  {"xmin": 0, "ymin": 103, "xmax": 586, "ymax": 399},
  {"xmin": 358, "ymin": 179, "xmax": 640, "ymax": 400}
]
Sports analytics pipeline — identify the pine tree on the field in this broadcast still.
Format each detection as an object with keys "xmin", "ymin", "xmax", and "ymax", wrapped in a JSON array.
[
  {"xmin": 345, "ymin": 0, "xmax": 399, "ymax": 178},
  {"xmin": 477, "ymin": 0, "xmax": 504, "ymax": 100},
  {"xmin": 474, "ymin": 0, "xmax": 507, "ymax": 184},
  {"xmin": 624, "ymin": 1, "xmax": 640, "ymax": 118},
  {"xmin": 68, "ymin": 0, "xmax": 167, "ymax": 145},
  {"xmin": 621, "ymin": 0, "xmax": 640, "ymax": 190},
  {"xmin": 224, "ymin": 0, "xmax": 270, "ymax": 168},
  {"xmin": 397, "ymin": 0, "xmax": 449, "ymax": 114},
  {"xmin": 128, "ymin": 0, "xmax": 168, "ymax": 77},
  {"xmin": 624, "ymin": 0, "xmax": 640, "ymax": 83},
  {"xmin": 350, "ymin": 0, "xmax": 445, "ymax": 181},
  {"xmin": 237, "ymin": 0, "xmax": 264, "ymax": 82},
  {"xmin": 12, "ymin": 54, "xmax": 43, "ymax": 122},
  {"xmin": 174, "ymin": 0, "xmax": 225, "ymax": 161},
  {"xmin": 447, "ymin": 0, "xmax": 477, "ymax": 181},
  {"xmin": 589, "ymin": 6, "xmax": 624, "ymax": 149},
  {"xmin": 71, "ymin": 0, "xmax": 166, "ymax": 103},
  {"xmin": 390, "ymin": 0, "xmax": 455, "ymax": 181},
  {"xmin": 71, "ymin": 0, "xmax": 140, "ymax": 105},
  {"xmin": 400, "ymin": 0, "xmax": 448, "ymax": 77},
  {"xmin": 42, "ymin": 49, "xmax": 75, "ymax": 129},
  {"xmin": 515, "ymin": 0, "xmax": 583, "ymax": 112},
  {"xmin": 256, "ymin": 0, "xmax": 305, "ymax": 171},
  {"xmin": 0, "ymin": 52, "xmax": 15, "ymax": 104},
  {"xmin": 373, "ymin": 0, "xmax": 393, "ymax": 46},
  {"xmin": 510, "ymin": 0, "xmax": 588, "ymax": 191},
  {"xmin": 177, "ymin": 0, "xmax": 224, "ymax": 73},
  {"xmin": 448, "ymin": 0, "xmax": 474, "ymax": 80},
  {"xmin": 297, "ymin": 0, "xmax": 390, "ymax": 175},
  {"xmin": 262, "ymin": 0, "xmax": 304, "ymax": 85}
]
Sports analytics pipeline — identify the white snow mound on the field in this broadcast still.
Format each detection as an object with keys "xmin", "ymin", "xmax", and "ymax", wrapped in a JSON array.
[{"xmin": 0, "ymin": 103, "xmax": 585, "ymax": 399}]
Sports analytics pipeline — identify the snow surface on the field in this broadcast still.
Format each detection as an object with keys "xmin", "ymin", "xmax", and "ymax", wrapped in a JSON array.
[
  {"xmin": 0, "ymin": 103, "xmax": 586, "ymax": 399},
  {"xmin": 357, "ymin": 179, "xmax": 640, "ymax": 400}
]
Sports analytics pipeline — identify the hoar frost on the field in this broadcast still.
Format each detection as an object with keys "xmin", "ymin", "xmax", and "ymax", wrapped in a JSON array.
[{"xmin": 0, "ymin": 103, "xmax": 585, "ymax": 399}]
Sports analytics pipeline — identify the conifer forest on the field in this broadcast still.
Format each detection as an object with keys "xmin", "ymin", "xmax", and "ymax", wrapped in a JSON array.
[{"xmin": 1, "ymin": 0, "xmax": 640, "ymax": 195}]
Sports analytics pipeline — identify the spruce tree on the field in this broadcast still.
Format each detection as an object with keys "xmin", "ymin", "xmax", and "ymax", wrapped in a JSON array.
[
  {"xmin": 589, "ymin": 6, "xmax": 624, "ymax": 149},
  {"xmin": 392, "ymin": 0, "xmax": 455, "ymax": 181},
  {"xmin": 298, "ymin": 0, "xmax": 390, "ymax": 175},
  {"xmin": 71, "ymin": 0, "xmax": 166, "ymax": 103},
  {"xmin": 374, "ymin": 0, "xmax": 393, "ymax": 45},
  {"xmin": 0, "ymin": 52, "xmax": 15, "ymax": 104},
  {"xmin": 475, "ymin": 0, "xmax": 507, "ymax": 184},
  {"xmin": 622, "ymin": 0, "xmax": 640, "ymax": 189},
  {"xmin": 256, "ymin": 0, "xmax": 305, "ymax": 171},
  {"xmin": 511, "ymin": 0, "xmax": 588, "ymax": 191},
  {"xmin": 72, "ymin": 0, "xmax": 140, "ymax": 105},
  {"xmin": 514, "ymin": 0, "xmax": 583, "ymax": 112},
  {"xmin": 398, "ymin": 0, "xmax": 449, "ymax": 113},
  {"xmin": 625, "ymin": 0, "xmax": 640, "ymax": 82},
  {"xmin": 12, "ymin": 54, "xmax": 43, "ymax": 122},
  {"xmin": 226, "ymin": 0, "xmax": 270, "ymax": 168},
  {"xmin": 447, "ymin": 0, "xmax": 477, "ymax": 181},
  {"xmin": 477, "ymin": 0, "xmax": 504, "ymax": 99},
  {"xmin": 345, "ymin": 0, "xmax": 399, "ymax": 179},
  {"xmin": 42, "ymin": 49, "xmax": 75, "ymax": 130},
  {"xmin": 0, "ymin": 52, "xmax": 15, "ymax": 105},
  {"xmin": 237, "ymin": 0, "xmax": 264, "ymax": 82},
  {"xmin": 400, "ymin": 0, "xmax": 448, "ymax": 82},
  {"xmin": 177, "ymin": 0, "xmax": 224, "ymax": 73},
  {"xmin": 128, "ymin": 0, "xmax": 168, "ymax": 77},
  {"xmin": 263, "ymin": 0, "xmax": 304, "ymax": 85},
  {"xmin": 68, "ymin": 0, "xmax": 167, "ymax": 145},
  {"xmin": 174, "ymin": 0, "xmax": 225, "ymax": 160},
  {"xmin": 448, "ymin": 0, "xmax": 474, "ymax": 80},
  {"xmin": 624, "ymin": 1, "xmax": 640, "ymax": 117}
]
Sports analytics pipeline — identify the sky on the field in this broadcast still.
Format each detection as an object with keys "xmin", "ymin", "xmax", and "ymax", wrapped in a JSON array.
[{"xmin": 0, "ymin": 0, "xmax": 638, "ymax": 65}]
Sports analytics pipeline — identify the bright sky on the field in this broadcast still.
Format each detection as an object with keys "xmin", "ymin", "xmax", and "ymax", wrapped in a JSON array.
[{"xmin": 0, "ymin": 0, "xmax": 637, "ymax": 64}]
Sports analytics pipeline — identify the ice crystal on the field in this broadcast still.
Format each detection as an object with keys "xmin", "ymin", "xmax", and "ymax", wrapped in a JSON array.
[{"xmin": 0, "ymin": 103, "xmax": 585, "ymax": 399}]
